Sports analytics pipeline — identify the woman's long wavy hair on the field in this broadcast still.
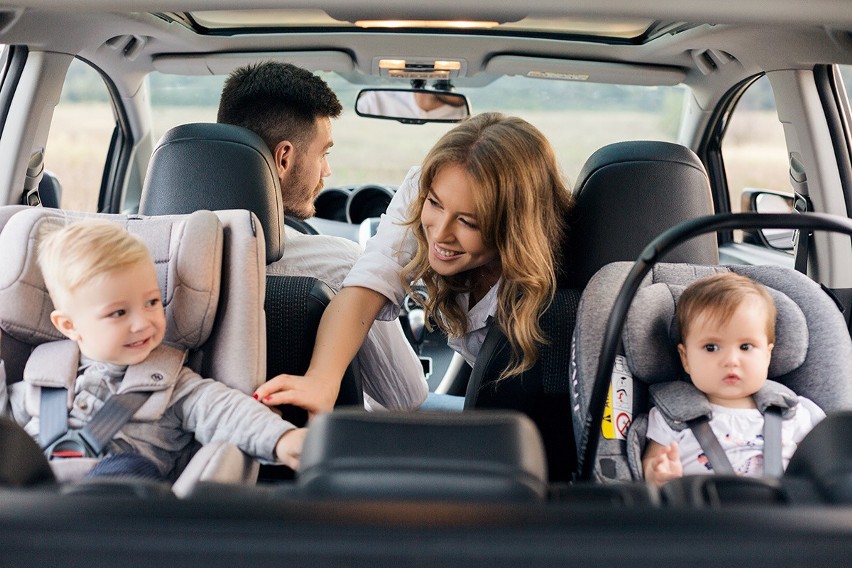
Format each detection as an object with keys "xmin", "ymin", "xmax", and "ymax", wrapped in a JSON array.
[{"xmin": 401, "ymin": 112, "xmax": 575, "ymax": 378}]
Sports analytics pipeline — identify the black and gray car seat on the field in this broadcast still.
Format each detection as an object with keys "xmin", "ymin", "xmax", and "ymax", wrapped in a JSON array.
[
  {"xmin": 0, "ymin": 206, "xmax": 269, "ymax": 494},
  {"xmin": 139, "ymin": 122, "xmax": 363, "ymax": 425},
  {"xmin": 467, "ymin": 141, "xmax": 717, "ymax": 483},
  {"xmin": 570, "ymin": 260, "xmax": 852, "ymax": 499}
]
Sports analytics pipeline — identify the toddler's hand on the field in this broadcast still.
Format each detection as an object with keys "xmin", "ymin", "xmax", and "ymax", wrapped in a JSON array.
[{"xmin": 274, "ymin": 427, "xmax": 307, "ymax": 470}]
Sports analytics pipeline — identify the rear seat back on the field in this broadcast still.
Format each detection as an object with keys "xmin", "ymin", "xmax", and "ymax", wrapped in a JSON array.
[{"xmin": 298, "ymin": 409, "xmax": 548, "ymax": 502}]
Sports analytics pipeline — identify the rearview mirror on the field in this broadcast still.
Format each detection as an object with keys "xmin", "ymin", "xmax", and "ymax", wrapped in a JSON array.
[{"xmin": 355, "ymin": 88, "xmax": 470, "ymax": 124}]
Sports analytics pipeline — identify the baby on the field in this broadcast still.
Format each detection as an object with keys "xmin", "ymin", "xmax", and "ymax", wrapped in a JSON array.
[
  {"xmin": 642, "ymin": 272, "xmax": 824, "ymax": 486},
  {"xmin": 1, "ymin": 219, "xmax": 305, "ymax": 480}
]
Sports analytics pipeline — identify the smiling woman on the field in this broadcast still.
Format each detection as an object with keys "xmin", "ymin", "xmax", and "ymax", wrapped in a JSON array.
[{"xmin": 253, "ymin": 112, "xmax": 575, "ymax": 412}]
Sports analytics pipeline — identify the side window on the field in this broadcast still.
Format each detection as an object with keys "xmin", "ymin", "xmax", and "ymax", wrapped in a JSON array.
[
  {"xmin": 0, "ymin": 44, "xmax": 8, "ymax": 86},
  {"xmin": 720, "ymin": 75, "xmax": 793, "ymax": 258},
  {"xmin": 721, "ymin": 75, "xmax": 791, "ymax": 220},
  {"xmin": 840, "ymin": 65, "xmax": 852, "ymax": 107},
  {"xmin": 43, "ymin": 59, "xmax": 116, "ymax": 211}
]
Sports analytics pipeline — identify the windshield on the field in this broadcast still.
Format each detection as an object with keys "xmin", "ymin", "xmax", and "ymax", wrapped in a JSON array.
[{"xmin": 148, "ymin": 71, "xmax": 685, "ymax": 188}]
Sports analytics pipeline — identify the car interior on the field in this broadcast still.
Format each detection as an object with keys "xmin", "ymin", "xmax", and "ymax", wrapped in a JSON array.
[{"xmin": 1, "ymin": 1, "xmax": 852, "ymax": 566}]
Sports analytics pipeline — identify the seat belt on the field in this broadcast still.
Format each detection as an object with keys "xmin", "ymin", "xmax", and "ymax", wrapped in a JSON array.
[
  {"xmin": 40, "ymin": 388, "xmax": 150, "ymax": 459},
  {"xmin": 762, "ymin": 406, "xmax": 784, "ymax": 478},
  {"xmin": 687, "ymin": 409, "xmax": 785, "ymax": 478},
  {"xmin": 687, "ymin": 416, "xmax": 735, "ymax": 475},
  {"xmin": 790, "ymin": 153, "xmax": 811, "ymax": 275},
  {"xmin": 20, "ymin": 150, "xmax": 45, "ymax": 207}
]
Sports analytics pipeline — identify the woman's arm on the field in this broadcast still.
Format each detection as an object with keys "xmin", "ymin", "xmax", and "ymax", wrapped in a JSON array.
[
  {"xmin": 255, "ymin": 167, "xmax": 423, "ymax": 416},
  {"xmin": 253, "ymin": 286, "xmax": 387, "ymax": 415}
]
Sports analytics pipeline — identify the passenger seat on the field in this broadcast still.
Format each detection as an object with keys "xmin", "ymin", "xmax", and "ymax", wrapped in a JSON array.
[{"xmin": 468, "ymin": 140, "xmax": 718, "ymax": 483}]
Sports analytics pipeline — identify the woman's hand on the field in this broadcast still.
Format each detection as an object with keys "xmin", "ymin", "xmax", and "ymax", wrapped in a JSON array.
[{"xmin": 254, "ymin": 372, "xmax": 341, "ymax": 417}]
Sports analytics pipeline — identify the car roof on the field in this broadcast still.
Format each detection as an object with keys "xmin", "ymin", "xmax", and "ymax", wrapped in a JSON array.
[{"xmin": 3, "ymin": 1, "xmax": 852, "ymax": 93}]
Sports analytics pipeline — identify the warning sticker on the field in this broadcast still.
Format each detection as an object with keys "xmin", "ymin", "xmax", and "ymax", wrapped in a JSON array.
[{"xmin": 601, "ymin": 355, "xmax": 633, "ymax": 440}]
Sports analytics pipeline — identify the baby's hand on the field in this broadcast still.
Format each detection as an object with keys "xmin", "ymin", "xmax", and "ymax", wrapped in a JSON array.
[
  {"xmin": 643, "ymin": 441, "xmax": 683, "ymax": 486},
  {"xmin": 274, "ymin": 427, "xmax": 307, "ymax": 470}
]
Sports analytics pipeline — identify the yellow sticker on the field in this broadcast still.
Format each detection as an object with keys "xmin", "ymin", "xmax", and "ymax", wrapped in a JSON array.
[
  {"xmin": 601, "ymin": 355, "xmax": 633, "ymax": 440},
  {"xmin": 601, "ymin": 383, "xmax": 615, "ymax": 439}
]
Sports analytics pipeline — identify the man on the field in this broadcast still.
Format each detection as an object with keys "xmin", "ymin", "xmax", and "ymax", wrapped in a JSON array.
[{"xmin": 218, "ymin": 62, "xmax": 427, "ymax": 411}]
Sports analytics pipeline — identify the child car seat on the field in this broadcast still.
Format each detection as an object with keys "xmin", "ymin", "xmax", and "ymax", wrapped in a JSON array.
[
  {"xmin": 570, "ymin": 208, "xmax": 852, "ymax": 504},
  {"xmin": 0, "ymin": 206, "xmax": 268, "ymax": 492}
]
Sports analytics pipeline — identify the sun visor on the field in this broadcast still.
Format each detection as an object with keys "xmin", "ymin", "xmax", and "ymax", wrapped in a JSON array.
[
  {"xmin": 152, "ymin": 50, "xmax": 355, "ymax": 76},
  {"xmin": 484, "ymin": 55, "xmax": 685, "ymax": 86}
]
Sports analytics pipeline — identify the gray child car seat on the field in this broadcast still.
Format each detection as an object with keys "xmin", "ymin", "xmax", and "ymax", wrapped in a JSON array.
[
  {"xmin": 570, "ymin": 261, "xmax": 852, "ymax": 487},
  {"xmin": 0, "ymin": 206, "xmax": 269, "ymax": 492}
]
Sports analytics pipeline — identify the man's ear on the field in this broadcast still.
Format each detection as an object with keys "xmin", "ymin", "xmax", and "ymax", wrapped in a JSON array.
[
  {"xmin": 677, "ymin": 343, "xmax": 690, "ymax": 375},
  {"xmin": 50, "ymin": 310, "xmax": 79, "ymax": 341},
  {"xmin": 272, "ymin": 140, "xmax": 294, "ymax": 179}
]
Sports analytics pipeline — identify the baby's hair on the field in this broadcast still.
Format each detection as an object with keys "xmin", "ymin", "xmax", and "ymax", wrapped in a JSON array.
[
  {"xmin": 38, "ymin": 219, "xmax": 153, "ymax": 309},
  {"xmin": 676, "ymin": 272, "xmax": 777, "ymax": 345}
]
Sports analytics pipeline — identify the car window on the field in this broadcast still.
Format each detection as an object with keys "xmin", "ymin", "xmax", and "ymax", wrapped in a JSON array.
[
  {"xmin": 43, "ymin": 58, "xmax": 115, "ymax": 211},
  {"xmin": 840, "ymin": 65, "xmax": 852, "ymax": 106},
  {"xmin": 147, "ymin": 71, "xmax": 686, "ymax": 189},
  {"xmin": 0, "ymin": 44, "xmax": 8, "ymax": 87},
  {"xmin": 721, "ymin": 76, "xmax": 790, "ymax": 219}
]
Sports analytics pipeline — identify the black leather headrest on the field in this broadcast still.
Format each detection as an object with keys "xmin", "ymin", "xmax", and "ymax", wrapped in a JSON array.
[
  {"xmin": 140, "ymin": 123, "xmax": 284, "ymax": 265},
  {"xmin": 566, "ymin": 140, "xmax": 719, "ymax": 288},
  {"xmin": 298, "ymin": 409, "xmax": 548, "ymax": 502}
]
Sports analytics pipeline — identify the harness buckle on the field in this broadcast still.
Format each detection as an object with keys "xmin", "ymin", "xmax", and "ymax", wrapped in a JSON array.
[{"xmin": 44, "ymin": 430, "xmax": 100, "ymax": 460}]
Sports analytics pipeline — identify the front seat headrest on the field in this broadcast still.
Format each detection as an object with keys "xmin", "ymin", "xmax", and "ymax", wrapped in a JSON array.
[
  {"xmin": 140, "ymin": 123, "xmax": 285, "ymax": 265},
  {"xmin": 566, "ymin": 140, "xmax": 719, "ymax": 288}
]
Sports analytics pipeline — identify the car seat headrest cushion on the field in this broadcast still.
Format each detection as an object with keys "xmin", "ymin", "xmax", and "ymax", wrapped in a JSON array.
[
  {"xmin": 624, "ymin": 276, "xmax": 808, "ymax": 384},
  {"xmin": 0, "ymin": 208, "xmax": 222, "ymax": 351}
]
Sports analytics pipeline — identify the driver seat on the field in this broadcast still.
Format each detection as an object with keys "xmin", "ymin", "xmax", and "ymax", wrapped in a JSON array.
[{"xmin": 139, "ymin": 122, "xmax": 363, "ymax": 424}]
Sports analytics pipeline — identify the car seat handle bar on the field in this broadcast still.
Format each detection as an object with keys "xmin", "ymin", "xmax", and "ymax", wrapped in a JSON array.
[{"xmin": 577, "ymin": 211, "xmax": 852, "ymax": 481}]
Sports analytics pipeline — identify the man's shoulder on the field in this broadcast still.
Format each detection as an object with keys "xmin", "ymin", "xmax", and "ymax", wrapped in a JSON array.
[
  {"xmin": 282, "ymin": 227, "xmax": 360, "ymax": 260},
  {"xmin": 267, "ymin": 228, "xmax": 362, "ymax": 290}
]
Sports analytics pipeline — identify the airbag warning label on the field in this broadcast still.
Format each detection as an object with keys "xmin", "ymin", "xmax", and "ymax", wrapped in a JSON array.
[{"xmin": 602, "ymin": 355, "xmax": 633, "ymax": 440}]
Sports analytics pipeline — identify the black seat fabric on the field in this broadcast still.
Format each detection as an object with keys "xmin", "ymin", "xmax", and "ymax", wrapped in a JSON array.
[
  {"xmin": 566, "ymin": 140, "xmax": 719, "ymax": 288},
  {"xmin": 465, "ymin": 288, "xmax": 581, "ymax": 483},
  {"xmin": 0, "ymin": 417, "xmax": 55, "ymax": 487},
  {"xmin": 140, "ymin": 123, "xmax": 363, "ymax": 415},
  {"xmin": 298, "ymin": 409, "xmax": 548, "ymax": 502},
  {"xmin": 785, "ymin": 410, "xmax": 852, "ymax": 503}
]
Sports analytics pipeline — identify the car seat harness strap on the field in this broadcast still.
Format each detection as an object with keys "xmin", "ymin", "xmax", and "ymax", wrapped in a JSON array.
[
  {"xmin": 651, "ymin": 379, "xmax": 797, "ymax": 478},
  {"xmin": 762, "ymin": 406, "xmax": 784, "ymax": 477},
  {"xmin": 28, "ymin": 340, "xmax": 188, "ymax": 460},
  {"xmin": 686, "ymin": 416, "xmax": 735, "ymax": 475},
  {"xmin": 41, "ymin": 389, "xmax": 151, "ymax": 459}
]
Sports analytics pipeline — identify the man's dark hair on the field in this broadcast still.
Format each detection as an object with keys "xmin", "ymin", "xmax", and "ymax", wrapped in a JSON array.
[{"xmin": 217, "ymin": 61, "xmax": 342, "ymax": 151}]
